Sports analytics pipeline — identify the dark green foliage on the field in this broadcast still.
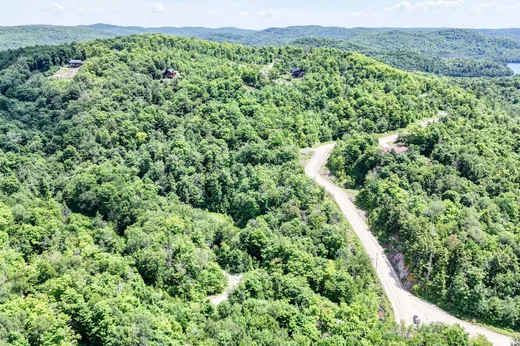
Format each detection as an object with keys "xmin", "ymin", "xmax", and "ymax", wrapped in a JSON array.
[
  {"xmin": 0, "ymin": 25, "xmax": 115, "ymax": 51},
  {"xmin": 0, "ymin": 34, "xmax": 494, "ymax": 344},
  {"xmin": 291, "ymin": 37, "xmax": 515, "ymax": 77},
  {"xmin": 2, "ymin": 25, "xmax": 520, "ymax": 77},
  {"xmin": 328, "ymin": 133, "xmax": 378, "ymax": 187},
  {"xmin": 330, "ymin": 77, "xmax": 520, "ymax": 330}
]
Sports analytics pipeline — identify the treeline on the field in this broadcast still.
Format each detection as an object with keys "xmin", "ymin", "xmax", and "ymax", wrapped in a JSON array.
[
  {"xmin": 0, "ymin": 34, "xmax": 493, "ymax": 344},
  {"xmin": 1, "ymin": 25, "xmax": 520, "ymax": 77},
  {"xmin": 0, "ymin": 25, "xmax": 114, "ymax": 51},
  {"xmin": 329, "ymin": 76, "xmax": 520, "ymax": 330},
  {"xmin": 292, "ymin": 37, "xmax": 514, "ymax": 78}
]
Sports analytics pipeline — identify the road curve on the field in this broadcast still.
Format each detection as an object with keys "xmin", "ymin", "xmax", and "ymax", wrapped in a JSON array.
[
  {"xmin": 305, "ymin": 143, "xmax": 512, "ymax": 346},
  {"xmin": 379, "ymin": 118, "xmax": 439, "ymax": 149}
]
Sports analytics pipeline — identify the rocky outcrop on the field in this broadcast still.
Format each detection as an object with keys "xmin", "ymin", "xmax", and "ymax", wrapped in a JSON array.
[{"xmin": 386, "ymin": 248, "xmax": 415, "ymax": 291}]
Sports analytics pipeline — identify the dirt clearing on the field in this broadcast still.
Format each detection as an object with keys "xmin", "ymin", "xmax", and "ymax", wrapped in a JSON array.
[{"xmin": 50, "ymin": 67, "xmax": 79, "ymax": 80}]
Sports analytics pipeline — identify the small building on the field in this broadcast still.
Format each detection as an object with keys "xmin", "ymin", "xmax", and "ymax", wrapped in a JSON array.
[
  {"xmin": 291, "ymin": 67, "xmax": 305, "ymax": 79},
  {"xmin": 162, "ymin": 68, "xmax": 179, "ymax": 79},
  {"xmin": 69, "ymin": 60, "xmax": 84, "ymax": 68}
]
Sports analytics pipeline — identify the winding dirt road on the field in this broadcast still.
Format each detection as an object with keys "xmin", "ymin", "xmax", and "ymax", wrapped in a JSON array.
[
  {"xmin": 379, "ymin": 118, "xmax": 439, "ymax": 150},
  {"xmin": 305, "ymin": 143, "xmax": 512, "ymax": 346}
]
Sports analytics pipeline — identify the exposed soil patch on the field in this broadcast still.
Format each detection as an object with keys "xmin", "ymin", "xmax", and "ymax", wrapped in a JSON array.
[
  {"xmin": 50, "ymin": 67, "xmax": 79, "ymax": 80},
  {"xmin": 208, "ymin": 271, "xmax": 243, "ymax": 305}
]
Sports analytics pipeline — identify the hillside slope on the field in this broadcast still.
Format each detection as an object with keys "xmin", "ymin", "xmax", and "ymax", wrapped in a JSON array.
[
  {"xmin": 1, "ymin": 24, "xmax": 520, "ymax": 77},
  {"xmin": 328, "ymin": 74, "xmax": 520, "ymax": 332},
  {"xmin": 0, "ymin": 25, "xmax": 116, "ymax": 50},
  {"xmin": 479, "ymin": 28, "xmax": 520, "ymax": 42},
  {"xmin": 309, "ymin": 143, "xmax": 512, "ymax": 345},
  {"xmin": 0, "ymin": 34, "xmax": 495, "ymax": 345}
]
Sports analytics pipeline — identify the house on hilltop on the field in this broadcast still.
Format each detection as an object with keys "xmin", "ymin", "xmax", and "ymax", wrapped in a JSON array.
[
  {"xmin": 162, "ymin": 68, "xmax": 179, "ymax": 79},
  {"xmin": 291, "ymin": 68, "xmax": 305, "ymax": 78},
  {"xmin": 69, "ymin": 60, "xmax": 84, "ymax": 68}
]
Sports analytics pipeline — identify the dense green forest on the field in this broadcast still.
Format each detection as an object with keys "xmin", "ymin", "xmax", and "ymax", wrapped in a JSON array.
[
  {"xmin": 480, "ymin": 29, "xmax": 520, "ymax": 43},
  {"xmin": 329, "ymin": 74, "xmax": 520, "ymax": 330},
  {"xmin": 2, "ymin": 24, "xmax": 520, "ymax": 77},
  {"xmin": 0, "ymin": 34, "xmax": 495, "ymax": 345},
  {"xmin": 0, "ymin": 25, "xmax": 115, "ymax": 51},
  {"xmin": 291, "ymin": 37, "xmax": 515, "ymax": 78}
]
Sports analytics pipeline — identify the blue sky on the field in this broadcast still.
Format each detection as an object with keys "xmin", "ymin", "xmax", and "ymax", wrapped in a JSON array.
[{"xmin": 3, "ymin": 0, "xmax": 519, "ymax": 29}]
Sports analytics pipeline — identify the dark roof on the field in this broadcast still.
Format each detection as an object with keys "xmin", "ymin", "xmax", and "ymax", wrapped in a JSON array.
[
  {"xmin": 69, "ymin": 60, "xmax": 83, "ymax": 64},
  {"xmin": 291, "ymin": 67, "xmax": 303, "ymax": 73},
  {"xmin": 163, "ymin": 68, "xmax": 176, "ymax": 73}
]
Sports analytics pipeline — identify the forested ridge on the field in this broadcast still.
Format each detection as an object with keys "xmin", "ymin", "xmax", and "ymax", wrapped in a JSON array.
[
  {"xmin": 291, "ymin": 37, "xmax": 515, "ymax": 78},
  {"xmin": 2, "ymin": 24, "xmax": 520, "ymax": 77},
  {"xmin": 0, "ymin": 25, "xmax": 115, "ymax": 51},
  {"xmin": 329, "ymin": 74, "xmax": 520, "ymax": 331},
  {"xmin": 0, "ymin": 34, "xmax": 496, "ymax": 345}
]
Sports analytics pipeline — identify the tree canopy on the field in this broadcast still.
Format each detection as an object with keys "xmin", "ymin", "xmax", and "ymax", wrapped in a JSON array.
[
  {"xmin": 0, "ymin": 33, "xmax": 501, "ymax": 345},
  {"xmin": 2, "ymin": 25, "xmax": 520, "ymax": 77},
  {"xmin": 329, "ymin": 73, "xmax": 520, "ymax": 331}
]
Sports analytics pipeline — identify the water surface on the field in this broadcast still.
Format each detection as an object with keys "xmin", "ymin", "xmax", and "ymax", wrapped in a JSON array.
[{"xmin": 507, "ymin": 63, "xmax": 520, "ymax": 75}]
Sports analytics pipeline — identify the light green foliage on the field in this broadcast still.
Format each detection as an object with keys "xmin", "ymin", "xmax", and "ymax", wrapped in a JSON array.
[
  {"xmin": 2, "ymin": 25, "xmax": 520, "ymax": 77},
  {"xmin": 0, "ymin": 34, "xmax": 494, "ymax": 344},
  {"xmin": 328, "ymin": 133, "xmax": 378, "ymax": 187},
  {"xmin": 331, "ymin": 76, "xmax": 520, "ymax": 330}
]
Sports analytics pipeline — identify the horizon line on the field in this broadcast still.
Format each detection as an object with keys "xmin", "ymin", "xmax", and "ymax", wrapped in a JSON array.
[{"xmin": 1, "ymin": 23, "xmax": 519, "ymax": 31}]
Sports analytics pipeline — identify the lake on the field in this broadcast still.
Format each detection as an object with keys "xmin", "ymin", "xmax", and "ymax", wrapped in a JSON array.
[{"xmin": 508, "ymin": 63, "xmax": 520, "ymax": 75}]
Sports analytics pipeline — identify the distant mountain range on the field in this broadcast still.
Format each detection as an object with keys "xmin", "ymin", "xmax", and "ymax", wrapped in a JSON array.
[
  {"xmin": 2, "ymin": 24, "xmax": 520, "ymax": 77},
  {"xmin": 80, "ymin": 24, "xmax": 520, "ymax": 50},
  {"xmin": 3, "ymin": 24, "xmax": 520, "ymax": 50}
]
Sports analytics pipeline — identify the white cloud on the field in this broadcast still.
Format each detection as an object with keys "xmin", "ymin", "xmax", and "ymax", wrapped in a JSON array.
[
  {"xmin": 52, "ymin": 3, "xmax": 65, "ymax": 11},
  {"xmin": 258, "ymin": 9, "xmax": 276, "ymax": 18},
  {"xmin": 153, "ymin": 4, "xmax": 165, "ymax": 13},
  {"xmin": 79, "ymin": 7, "xmax": 103, "ymax": 15},
  {"xmin": 470, "ymin": 0, "xmax": 517, "ymax": 14},
  {"xmin": 385, "ymin": 0, "xmax": 464, "ymax": 13},
  {"xmin": 1, "ymin": 0, "xmax": 517, "ymax": 30},
  {"xmin": 238, "ymin": 11, "xmax": 249, "ymax": 17},
  {"xmin": 385, "ymin": 1, "xmax": 410, "ymax": 12}
]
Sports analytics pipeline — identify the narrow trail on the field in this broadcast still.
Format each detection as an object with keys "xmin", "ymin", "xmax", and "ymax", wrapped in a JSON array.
[
  {"xmin": 305, "ymin": 143, "xmax": 512, "ymax": 346},
  {"xmin": 208, "ymin": 271, "xmax": 243, "ymax": 305},
  {"xmin": 261, "ymin": 60, "xmax": 277, "ymax": 77}
]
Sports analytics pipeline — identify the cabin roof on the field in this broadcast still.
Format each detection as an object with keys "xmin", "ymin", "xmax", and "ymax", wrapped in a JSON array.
[
  {"xmin": 291, "ymin": 67, "xmax": 303, "ymax": 73},
  {"xmin": 164, "ymin": 68, "xmax": 176, "ymax": 73},
  {"xmin": 69, "ymin": 60, "xmax": 83, "ymax": 64}
]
